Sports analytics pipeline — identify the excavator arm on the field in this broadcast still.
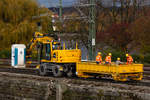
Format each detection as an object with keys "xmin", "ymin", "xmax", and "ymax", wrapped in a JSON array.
[{"xmin": 26, "ymin": 32, "xmax": 54, "ymax": 58}]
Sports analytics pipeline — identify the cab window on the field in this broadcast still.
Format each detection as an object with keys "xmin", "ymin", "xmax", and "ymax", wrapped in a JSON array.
[{"xmin": 52, "ymin": 42, "xmax": 61, "ymax": 50}]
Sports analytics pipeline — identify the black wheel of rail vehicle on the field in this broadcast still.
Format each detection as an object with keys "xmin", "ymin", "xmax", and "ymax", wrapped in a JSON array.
[
  {"xmin": 39, "ymin": 63, "xmax": 49, "ymax": 76},
  {"xmin": 52, "ymin": 65, "xmax": 63, "ymax": 77},
  {"xmin": 63, "ymin": 64, "xmax": 69, "ymax": 73},
  {"xmin": 67, "ymin": 67, "xmax": 73, "ymax": 77}
]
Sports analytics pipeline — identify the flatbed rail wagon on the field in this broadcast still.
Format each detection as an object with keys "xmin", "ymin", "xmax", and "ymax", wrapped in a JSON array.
[{"xmin": 76, "ymin": 62, "xmax": 143, "ymax": 81}]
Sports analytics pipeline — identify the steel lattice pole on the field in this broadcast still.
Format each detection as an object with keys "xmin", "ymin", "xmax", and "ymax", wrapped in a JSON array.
[
  {"xmin": 88, "ymin": 0, "xmax": 96, "ymax": 61},
  {"xmin": 59, "ymin": 0, "xmax": 62, "ymax": 22}
]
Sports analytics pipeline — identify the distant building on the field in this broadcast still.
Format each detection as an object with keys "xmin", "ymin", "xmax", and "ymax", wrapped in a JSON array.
[
  {"xmin": 101, "ymin": 0, "xmax": 113, "ymax": 7},
  {"xmin": 142, "ymin": 0, "xmax": 150, "ymax": 6},
  {"xmin": 101, "ymin": 0, "xmax": 150, "ymax": 7}
]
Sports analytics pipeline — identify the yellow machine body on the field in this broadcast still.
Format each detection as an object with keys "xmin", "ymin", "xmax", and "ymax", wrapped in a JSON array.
[
  {"xmin": 76, "ymin": 62, "xmax": 143, "ymax": 81},
  {"xmin": 27, "ymin": 32, "xmax": 81, "ymax": 64},
  {"xmin": 41, "ymin": 49, "xmax": 81, "ymax": 63}
]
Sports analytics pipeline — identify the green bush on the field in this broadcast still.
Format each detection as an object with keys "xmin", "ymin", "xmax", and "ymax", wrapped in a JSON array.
[
  {"xmin": 111, "ymin": 51, "xmax": 126, "ymax": 62},
  {"xmin": 101, "ymin": 50, "xmax": 126, "ymax": 62},
  {"xmin": 0, "ymin": 50, "xmax": 11, "ymax": 59},
  {"xmin": 143, "ymin": 54, "xmax": 150, "ymax": 64},
  {"xmin": 108, "ymin": 51, "xmax": 150, "ymax": 64},
  {"xmin": 1, "ymin": 48, "xmax": 150, "ymax": 64},
  {"xmin": 132, "ymin": 54, "xmax": 141, "ymax": 63},
  {"xmin": 130, "ymin": 54, "xmax": 150, "ymax": 64},
  {"xmin": 100, "ymin": 50, "xmax": 150, "ymax": 63}
]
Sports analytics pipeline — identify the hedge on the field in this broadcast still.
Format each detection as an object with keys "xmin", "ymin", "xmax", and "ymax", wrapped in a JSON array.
[
  {"xmin": 0, "ymin": 49, "xmax": 150, "ymax": 64},
  {"xmin": 0, "ymin": 50, "xmax": 11, "ymax": 59}
]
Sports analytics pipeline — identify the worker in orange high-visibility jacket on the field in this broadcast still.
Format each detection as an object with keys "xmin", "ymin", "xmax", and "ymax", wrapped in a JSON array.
[
  {"xmin": 126, "ymin": 54, "xmax": 133, "ymax": 64},
  {"xmin": 105, "ymin": 53, "xmax": 112, "ymax": 64},
  {"xmin": 96, "ymin": 52, "xmax": 102, "ymax": 64}
]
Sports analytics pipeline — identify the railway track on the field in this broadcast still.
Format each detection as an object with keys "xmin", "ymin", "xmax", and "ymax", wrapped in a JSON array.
[
  {"xmin": 1, "ymin": 59, "xmax": 150, "ymax": 77},
  {"xmin": 0, "ymin": 66, "xmax": 149, "ymax": 87},
  {"xmin": 0, "ymin": 67, "xmax": 38, "ymax": 75},
  {"xmin": 0, "ymin": 59, "xmax": 150, "ymax": 87}
]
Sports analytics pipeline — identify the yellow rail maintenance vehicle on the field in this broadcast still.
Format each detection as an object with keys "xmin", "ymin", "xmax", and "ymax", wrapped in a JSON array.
[
  {"xmin": 27, "ymin": 32, "xmax": 143, "ymax": 81},
  {"xmin": 27, "ymin": 32, "xmax": 81, "ymax": 77}
]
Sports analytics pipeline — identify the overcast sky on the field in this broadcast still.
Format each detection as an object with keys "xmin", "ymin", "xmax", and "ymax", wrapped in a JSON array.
[
  {"xmin": 38, "ymin": 0, "xmax": 76, "ymax": 7},
  {"xmin": 37, "ymin": 0, "xmax": 128, "ymax": 8}
]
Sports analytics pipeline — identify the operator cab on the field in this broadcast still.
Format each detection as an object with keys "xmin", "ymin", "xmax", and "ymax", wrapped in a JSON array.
[
  {"xmin": 40, "ymin": 41, "xmax": 61, "ymax": 62},
  {"xmin": 52, "ymin": 41, "xmax": 61, "ymax": 50}
]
